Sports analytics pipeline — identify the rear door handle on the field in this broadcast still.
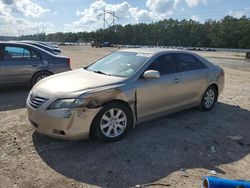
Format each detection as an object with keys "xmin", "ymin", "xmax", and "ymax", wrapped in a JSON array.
[{"xmin": 205, "ymin": 72, "xmax": 209, "ymax": 77}]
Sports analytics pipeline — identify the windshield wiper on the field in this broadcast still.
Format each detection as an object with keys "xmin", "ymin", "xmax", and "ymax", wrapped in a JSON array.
[{"xmin": 93, "ymin": 70, "xmax": 111, "ymax": 76}]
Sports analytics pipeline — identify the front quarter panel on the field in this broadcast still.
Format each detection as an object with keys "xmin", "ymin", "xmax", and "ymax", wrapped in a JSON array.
[{"xmin": 85, "ymin": 83, "xmax": 137, "ymax": 124}]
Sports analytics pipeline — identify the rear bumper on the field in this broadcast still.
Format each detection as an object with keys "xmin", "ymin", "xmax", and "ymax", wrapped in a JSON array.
[{"xmin": 27, "ymin": 104, "xmax": 101, "ymax": 140}]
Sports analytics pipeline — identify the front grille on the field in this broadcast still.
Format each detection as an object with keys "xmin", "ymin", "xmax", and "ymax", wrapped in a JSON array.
[{"xmin": 28, "ymin": 94, "xmax": 48, "ymax": 109}]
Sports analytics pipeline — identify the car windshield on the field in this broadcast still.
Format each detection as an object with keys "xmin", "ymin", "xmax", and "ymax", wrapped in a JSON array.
[{"xmin": 86, "ymin": 51, "xmax": 151, "ymax": 77}]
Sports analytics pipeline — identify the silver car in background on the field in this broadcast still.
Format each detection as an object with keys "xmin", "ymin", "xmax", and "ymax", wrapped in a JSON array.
[
  {"xmin": 0, "ymin": 42, "xmax": 71, "ymax": 86},
  {"xmin": 26, "ymin": 48, "xmax": 224, "ymax": 142}
]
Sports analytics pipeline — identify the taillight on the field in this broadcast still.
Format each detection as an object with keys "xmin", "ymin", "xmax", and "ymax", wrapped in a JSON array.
[
  {"xmin": 216, "ymin": 67, "xmax": 224, "ymax": 78},
  {"xmin": 219, "ymin": 68, "xmax": 224, "ymax": 77},
  {"xmin": 67, "ymin": 58, "xmax": 71, "ymax": 65},
  {"xmin": 67, "ymin": 58, "xmax": 71, "ymax": 69}
]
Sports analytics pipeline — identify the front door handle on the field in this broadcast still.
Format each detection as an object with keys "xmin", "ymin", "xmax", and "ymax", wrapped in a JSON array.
[{"xmin": 174, "ymin": 78, "xmax": 180, "ymax": 83}]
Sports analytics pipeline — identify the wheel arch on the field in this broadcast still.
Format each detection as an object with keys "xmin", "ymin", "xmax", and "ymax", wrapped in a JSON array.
[
  {"xmin": 102, "ymin": 99, "xmax": 134, "ymax": 117},
  {"xmin": 208, "ymin": 83, "xmax": 219, "ymax": 101},
  {"xmin": 31, "ymin": 70, "xmax": 53, "ymax": 85}
]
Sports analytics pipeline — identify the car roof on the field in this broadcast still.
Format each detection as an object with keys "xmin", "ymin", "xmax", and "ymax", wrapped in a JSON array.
[
  {"xmin": 0, "ymin": 41, "xmax": 40, "ymax": 47},
  {"xmin": 18, "ymin": 41, "xmax": 54, "ymax": 48},
  {"xmin": 120, "ymin": 48, "xmax": 181, "ymax": 55},
  {"xmin": 119, "ymin": 47, "xmax": 215, "ymax": 68},
  {"xmin": 0, "ymin": 41, "xmax": 55, "ymax": 55}
]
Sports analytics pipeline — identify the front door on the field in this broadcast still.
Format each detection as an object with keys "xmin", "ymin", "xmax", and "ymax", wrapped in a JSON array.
[{"xmin": 136, "ymin": 54, "xmax": 183, "ymax": 120}]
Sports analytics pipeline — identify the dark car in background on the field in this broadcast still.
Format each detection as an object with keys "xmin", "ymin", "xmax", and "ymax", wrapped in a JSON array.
[
  {"xmin": 91, "ymin": 41, "xmax": 112, "ymax": 48},
  {"xmin": 18, "ymin": 41, "xmax": 61, "ymax": 55},
  {"xmin": 36, "ymin": 41, "xmax": 59, "ymax": 49},
  {"xmin": 0, "ymin": 42, "xmax": 71, "ymax": 86}
]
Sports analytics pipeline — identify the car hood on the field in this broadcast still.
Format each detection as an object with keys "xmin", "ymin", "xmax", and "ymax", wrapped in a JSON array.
[{"xmin": 32, "ymin": 69, "xmax": 126, "ymax": 98}]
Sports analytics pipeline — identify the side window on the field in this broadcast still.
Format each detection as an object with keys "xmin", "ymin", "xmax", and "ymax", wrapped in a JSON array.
[
  {"xmin": 147, "ymin": 54, "xmax": 177, "ymax": 75},
  {"xmin": 4, "ymin": 46, "xmax": 30, "ymax": 61},
  {"xmin": 177, "ymin": 54, "xmax": 207, "ymax": 72},
  {"xmin": 197, "ymin": 59, "xmax": 207, "ymax": 69},
  {"xmin": 177, "ymin": 54, "xmax": 198, "ymax": 72}
]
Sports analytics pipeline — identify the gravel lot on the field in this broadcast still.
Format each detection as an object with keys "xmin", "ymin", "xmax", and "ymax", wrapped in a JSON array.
[{"xmin": 0, "ymin": 46, "xmax": 250, "ymax": 188}]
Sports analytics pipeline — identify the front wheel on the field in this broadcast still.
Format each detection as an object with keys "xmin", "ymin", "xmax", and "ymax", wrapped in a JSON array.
[
  {"xmin": 92, "ymin": 102, "xmax": 133, "ymax": 142},
  {"xmin": 200, "ymin": 86, "xmax": 217, "ymax": 111}
]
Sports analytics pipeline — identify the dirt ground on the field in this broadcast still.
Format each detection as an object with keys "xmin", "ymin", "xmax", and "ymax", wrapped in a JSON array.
[{"xmin": 0, "ymin": 46, "xmax": 250, "ymax": 188}]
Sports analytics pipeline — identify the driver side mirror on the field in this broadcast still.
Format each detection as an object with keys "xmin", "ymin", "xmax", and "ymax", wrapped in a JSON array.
[{"xmin": 143, "ymin": 70, "xmax": 160, "ymax": 79}]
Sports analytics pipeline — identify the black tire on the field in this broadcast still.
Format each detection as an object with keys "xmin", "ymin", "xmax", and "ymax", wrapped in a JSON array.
[
  {"xmin": 200, "ymin": 85, "xmax": 217, "ymax": 111},
  {"xmin": 92, "ymin": 102, "xmax": 133, "ymax": 142},
  {"xmin": 31, "ymin": 71, "xmax": 52, "ymax": 86}
]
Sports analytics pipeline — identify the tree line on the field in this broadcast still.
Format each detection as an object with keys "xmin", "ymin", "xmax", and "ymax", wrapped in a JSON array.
[{"xmin": 1, "ymin": 16, "xmax": 250, "ymax": 49}]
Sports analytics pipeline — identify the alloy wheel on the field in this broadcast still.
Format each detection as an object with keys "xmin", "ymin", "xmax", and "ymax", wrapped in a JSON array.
[
  {"xmin": 100, "ymin": 108, "xmax": 127, "ymax": 138},
  {"xmin": 204, "ymin": 89, "xmax": 215, "ymax": 109}
]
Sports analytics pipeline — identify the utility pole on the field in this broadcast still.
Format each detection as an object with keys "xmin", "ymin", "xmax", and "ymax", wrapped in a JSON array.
[
  {"xmin": 99, "ymin": 10, "xmax": 119, "ymax": 44},
  {"xmin": 106, "ymin": 10, "xmax": 119, "ymax": 27},
  {"xmin": 103, "ymin": 9, "xmax": 106, "ymax": 30},
  {"xmin": 42, "ymin": 26, "xmax": 46, "ymax": 41},
  {"xmin": 100, "ymin": 9, "xmax": 119, "ymax": 30}
]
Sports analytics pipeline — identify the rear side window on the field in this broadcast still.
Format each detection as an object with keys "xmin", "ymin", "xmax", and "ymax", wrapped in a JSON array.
[
  {"xmin": 176, "ymin": 54, "xmax": 206, "ymax": 72},
  {"xmin": 4, "ymin": 46, "xmax": 40, "ymax": 61},
  {"xmin": 0, "ymin": 46, "xmax": 3, "ymax": 60},
  {"xmin": 30, "ymin": 50, "xmax": 41, "ymax": 60},
  {"xmin": 148, "ymin": 54, "xmax": 177, "ymax": 75}
]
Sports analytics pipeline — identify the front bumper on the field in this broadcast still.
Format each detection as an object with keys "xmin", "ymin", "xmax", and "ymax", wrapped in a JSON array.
[{"xmin": 27, "ymin": 103, "xmax": 101, "ymax": 140}]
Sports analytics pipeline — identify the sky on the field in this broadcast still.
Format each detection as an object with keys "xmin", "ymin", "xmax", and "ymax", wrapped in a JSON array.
[{"xmin": 0, "ymin": 0, "xmax": 250, "ymax": 36}]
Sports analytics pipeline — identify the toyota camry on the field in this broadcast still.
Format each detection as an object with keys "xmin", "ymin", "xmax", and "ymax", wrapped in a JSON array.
[{"xmin": 26, "ymin": 48, "xmax": 224, "ymax": 142}]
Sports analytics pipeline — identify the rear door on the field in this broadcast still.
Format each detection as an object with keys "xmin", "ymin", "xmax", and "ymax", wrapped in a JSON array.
[
  {"xmin": 1, "ymin": 45, "xmax": 43, "ymax": 84},
  {"xmin": 176, "ymin": 53, "xmax": 209, "ymax": 106}
]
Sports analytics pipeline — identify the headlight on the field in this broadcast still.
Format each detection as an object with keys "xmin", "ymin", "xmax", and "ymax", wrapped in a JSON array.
[{"xmin": 48, "ymin": 98, "xmax": 88, "ymax": 109}]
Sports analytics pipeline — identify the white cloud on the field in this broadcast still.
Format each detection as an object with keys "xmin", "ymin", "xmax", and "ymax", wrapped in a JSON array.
[
  {"xmin": 191, "ymin": 15, "xmax": 199, "ymax": 21},
  {"xmin": 146, "ymin": 0, "xmax": 179, "ymax": 20},
  {"xmin": 0, "ymin": 0, "xmax": 51, "ymax": 35},
  {"xmin": 129, "ymin": 7, "xmax": 151, "ymax": 23},
  {"xmin": 228, "ymin": 8, "xmax": 250, "ymax": 19},
  {"xmin": 66, "ymin": 0, "xmax": 181, "ymax": 32},
  {"xmin": 146, "ymin": 0, "xmax": 179, "ymax": 14},
  {"xmin": 67, "ymin": 0, "xmax": 147, "ymax": 32},
  {"xmin": 15, "ymin": 0, "xmax": 50, "ymax": 18},
  {"xmin": 1, "ymin": 0, "xmax": 50, "ymax": 18},
  {"xmin": 185, "ymin": 0, "xmax": 207, "ymax": 7}
]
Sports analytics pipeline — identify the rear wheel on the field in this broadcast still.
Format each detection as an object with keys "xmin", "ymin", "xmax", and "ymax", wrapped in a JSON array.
[
  {"xmin": 92, "ymin": 102, "xmax": 133, "ymax": 142},
  {"xmin": 200, "ymin": 85, "xmax": 217, "ymax": 111},
  {"xmin": 31, "ymin": 71, "xmax": 52, "ymax": 86}
]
